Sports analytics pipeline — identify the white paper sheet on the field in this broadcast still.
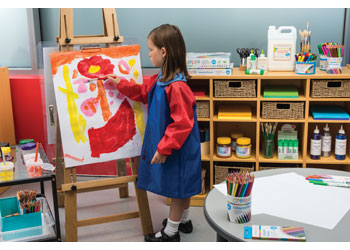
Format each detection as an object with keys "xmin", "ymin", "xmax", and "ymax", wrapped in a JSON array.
[{"xmin": 214, "ymin": 172, "xmax": 350, "ymax": 229}]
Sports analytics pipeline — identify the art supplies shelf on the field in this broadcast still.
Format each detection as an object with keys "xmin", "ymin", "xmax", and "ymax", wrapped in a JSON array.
[
  {"xmin": 0, "ymin": 144, "xmax": 61, "ymax": 241},
  {"xmin": 182, "ymin": 66, "xmax": 350, "ymax": 207}
]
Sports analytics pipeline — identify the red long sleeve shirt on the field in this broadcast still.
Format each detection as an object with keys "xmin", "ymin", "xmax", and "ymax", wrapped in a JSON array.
[{"xmin": 117, "ymin": 74, "xmax": 196, "ymax": 156}]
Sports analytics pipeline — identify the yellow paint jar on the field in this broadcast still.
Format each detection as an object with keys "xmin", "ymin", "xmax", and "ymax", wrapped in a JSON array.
[
  {"xmin": 217, "ymin": 137, "xmax": 232, "ymax": 158},
  {"xmin": 0, "ymin": 162, "xmax": 14, "ymax": 182},
  {"xmin": 236, "ymin": 137, "xmax": 251, "ymax": 158}
]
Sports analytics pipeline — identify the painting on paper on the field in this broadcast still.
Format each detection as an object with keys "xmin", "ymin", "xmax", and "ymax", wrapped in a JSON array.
[{"xmin": 50, "ymin": 45, "xmax": 147, "ymax": 168}]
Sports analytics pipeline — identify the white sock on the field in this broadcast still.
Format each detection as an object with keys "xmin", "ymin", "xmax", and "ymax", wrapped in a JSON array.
[
  {"xmin": 181, "ymin": 208, "xmax": 190, "ymax": 223},
  {"xmin": 155, "ymin": 218, "xmax": 180, "ymax": 237}
]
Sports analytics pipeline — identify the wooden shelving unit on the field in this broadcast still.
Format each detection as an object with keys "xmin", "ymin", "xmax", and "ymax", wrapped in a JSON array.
[{"xmin": 181, "ymin": 67, "xmax": 350, "ymax": 207}]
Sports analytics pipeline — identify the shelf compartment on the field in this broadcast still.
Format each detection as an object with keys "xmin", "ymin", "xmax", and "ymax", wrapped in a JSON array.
[
  {"xmin": 213, "ymin": 148, "xmax": 256, "ymax": 162},
  {"xmin": 306, "ymin": 153, "xmax": 350, "ymax": 164},
  {"xmin": 259, "ymin": 151, "xmax": 303, "ymax": 164}
]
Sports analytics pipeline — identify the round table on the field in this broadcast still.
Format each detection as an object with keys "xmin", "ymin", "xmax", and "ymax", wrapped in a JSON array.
[{"xmin": 204, "ymin": 168, "xmax": 350, "ymax": 242}]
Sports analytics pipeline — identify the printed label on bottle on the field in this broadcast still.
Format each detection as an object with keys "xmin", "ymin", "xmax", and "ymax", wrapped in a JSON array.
[
  {"xmin": 335, "ymin": 139, "xmax": 347, "ymax": 156},
  {"xmin": 273, "ymin": 44, "xmax": 292, "ymax": 61},
  {"xmin": 321, "ymin": 135, "xmax": 332, "ymax": 152},
  {"xmin": 236, "ymin": 146, "xmax": 250, "ymax": 158},
  {"xmin": 310, "ymin": 139, "xmax": 321, "ymax": 156},
  {"xmin": 217, "ymin": 146, "xmax": 231, "ymax": 157}
]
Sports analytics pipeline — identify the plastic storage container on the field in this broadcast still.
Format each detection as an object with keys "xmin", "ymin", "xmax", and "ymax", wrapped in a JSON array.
[
  {"xmin": 0, "ymin": 197, "xmax": 54, "ymax": 241},
  {"xmin": 267, "ymin": 26, "xmax": 297, "ymax": 71}
]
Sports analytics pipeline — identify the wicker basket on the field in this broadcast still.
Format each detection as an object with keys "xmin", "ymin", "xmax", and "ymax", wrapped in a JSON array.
[
  {"xmin": 214, "ymin": 80, "xmax": 256, "ymax": 97},
  {"xmin": 311, "ymin": 80, "xmax": 350, "ymax": 97},
  {"xmin": 261, "ymin": 102, "xmax": 304, "ymax": 120},
  {"xmin": 214, "ymin": 165, "xmax": 254, "ymax": 184},
  {"xmin": 196, "ymin": 101, "xmax": 209, "ymax": 118}
]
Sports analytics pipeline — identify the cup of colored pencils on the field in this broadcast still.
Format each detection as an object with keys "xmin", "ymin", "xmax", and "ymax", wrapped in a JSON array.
[
  {"xmin": 225, "ymin": 170, "xmax": 254, "ymax": 224},
  {"xmin": 318, "ymin": 42, "xmax": 337, "ymax": 71},
  {"xmin": 17, "ymin": 189, "xmax": 41, "ymax": 214},
  {"xmin": 324, "ymin": 44, "xmax": 344, "ymax": 74}
]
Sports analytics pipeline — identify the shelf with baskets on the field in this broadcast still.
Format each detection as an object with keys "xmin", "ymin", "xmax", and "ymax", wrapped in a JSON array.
[{"xmin": 180, "ymin": 67, "xmax": 350, "ymax": 207}]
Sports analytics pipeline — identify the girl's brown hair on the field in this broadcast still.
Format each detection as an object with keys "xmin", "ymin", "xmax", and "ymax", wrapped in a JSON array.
[{"xmin": 148, "ymin": 24, "xmax": 190, "ymax": 82}]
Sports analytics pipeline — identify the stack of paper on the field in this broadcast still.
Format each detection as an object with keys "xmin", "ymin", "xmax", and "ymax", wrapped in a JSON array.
[
  {"xmin": 310, "ymin": 105, "xmax": 350, "ymax": 120},
  {"xmin": 263, "ymin": 86, "xmax": 299, "ymax": 98},
  {"xmin": 218, "ymin": 105, "xmax": 252, "ymax": 120},
  {"xmin": 186, "ymin": 52, "xmax": 233, "ymax": 76}
]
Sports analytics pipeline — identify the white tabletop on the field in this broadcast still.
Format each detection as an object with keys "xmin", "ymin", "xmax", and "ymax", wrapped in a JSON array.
[{"xmin": 204, "ymin": 168, "xmax": 350, "ymax": 242}]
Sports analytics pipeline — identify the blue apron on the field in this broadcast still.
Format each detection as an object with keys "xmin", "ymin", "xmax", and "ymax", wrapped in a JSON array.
[{"xmin": 137, "ymin": 73, "xmax": 202, "ymax": 199}]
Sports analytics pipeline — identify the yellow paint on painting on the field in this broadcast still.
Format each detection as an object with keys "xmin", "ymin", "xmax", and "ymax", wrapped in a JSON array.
[
  {"xmin": 88, "ymin": 65, "xmax": 101, "ymax": 74},
  {"xmin": 128, "ymin": 59, "xmax": 136, "ymax": 68},
  {"xmin": 132, "ymin": 102, "xmax": 145, "ymax": 141},
  {"xmin": 133, "ymin": 69, "xmax": 139, "ymax": 79},
  {"xmin": 58, "ymin": 65, "xmax": 88, "ymax": 144}
]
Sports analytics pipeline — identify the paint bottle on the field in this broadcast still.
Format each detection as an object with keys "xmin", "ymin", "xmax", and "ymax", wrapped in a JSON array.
[
  {"xmin": 321, "ymin": 124, "xmax": 332, "ymax": 158},
  {"xmin": 258, "ymin": 49, "xmax": 268, "ymax": 72},
  {"xmin": 246, "ymin": 50, "xmax": 254, "ymax": 70},
  {"xmin": 335, "ymin": 125, "xmax": 347, "ymax": 160},
  {"xmin": 310, "ymin": 125, "xmax": 321, "ymax": 160}
]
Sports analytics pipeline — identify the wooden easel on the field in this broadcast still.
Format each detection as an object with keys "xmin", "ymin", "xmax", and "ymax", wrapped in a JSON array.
[{"xmin": 55, "ymin": 8, "xmax": 153, "ymax": 241}]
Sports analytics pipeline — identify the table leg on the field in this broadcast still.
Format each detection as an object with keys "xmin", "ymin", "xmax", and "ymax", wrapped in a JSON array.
[
  {"xmin": 51, "ymin": 176, "xmax": 62, "ymax": 241},
  {"xmin": 40, "ymin": 181, "xmax": 45, "ymax": 195}
]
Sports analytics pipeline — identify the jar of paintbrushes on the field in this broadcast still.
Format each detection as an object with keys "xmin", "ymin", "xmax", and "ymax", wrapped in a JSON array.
[{"xmin": 261, "ymin": 122, "xmax": 277, "ymax": 158}]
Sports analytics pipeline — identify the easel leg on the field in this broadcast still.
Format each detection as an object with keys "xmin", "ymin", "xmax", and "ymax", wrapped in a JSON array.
[
  {"xmin": 65, "ymin": 189, "xmax": 78, "ymax": 242},
  {"xmin": 134, "ymin": 182, "xmax": 154, "ymax": 235},
  {"xmin": 116, "ymin": 159, "xmax": 129, "ymax": 198},
  {"xmin": 55, "ymin": 120, "xmax": 65, "ymax": 207},
  {"xmin": 132, "ymin": 156, "xmax": 153, "ymax": 235}
]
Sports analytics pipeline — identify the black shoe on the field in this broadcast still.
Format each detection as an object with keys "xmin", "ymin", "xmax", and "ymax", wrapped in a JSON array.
[
  {"xmin": 162, "ymin": 218, "xmax": 193, "ymax": 234},
  {"xmin": 144, "ymin": 229, "xmax": 180, "ymax": 242}
]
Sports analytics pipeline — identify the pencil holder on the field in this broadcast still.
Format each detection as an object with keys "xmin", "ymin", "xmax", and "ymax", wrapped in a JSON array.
[
  {"xmin": 295, "ymin": 61, "xmax": 316, "ymax": 75},
  {"xmin": 319, "ymin": 55, "xmax": 327, "ymax": 71},
  {"xmin": 227, "ymin": 195, "xmax": 251, "ymax": 224},
  {"xmin": 262, "ymin": 138, "xmax": 274, "ymax": 158},
  {"xmin": 326, "ymin": 57, "xmax": 343, "ymax": 74}
]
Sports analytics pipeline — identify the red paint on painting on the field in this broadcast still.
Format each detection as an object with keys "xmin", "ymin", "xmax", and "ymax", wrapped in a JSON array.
[
  {"xmin": 88, "ymin": 99, "xmax": 136, "ymax": 158},
  {"xmin": 77, "ymin": 56, "xmax": 114, "ymax": 79}
]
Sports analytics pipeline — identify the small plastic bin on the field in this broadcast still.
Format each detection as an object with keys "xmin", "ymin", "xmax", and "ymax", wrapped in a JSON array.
[{"xmin": 0, "ymin": 197, "xmax": 42, "ymax": 241}]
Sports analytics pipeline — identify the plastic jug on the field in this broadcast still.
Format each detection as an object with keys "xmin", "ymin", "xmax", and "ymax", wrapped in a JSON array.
[{"xmin": 267, "ymin": 26, "xmax": 297, "ymax": 71}]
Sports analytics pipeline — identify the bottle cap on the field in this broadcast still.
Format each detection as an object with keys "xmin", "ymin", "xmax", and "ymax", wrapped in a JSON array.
[
  {"xmin": 314, "ymin": 125, "xmax": 319, "ymax": 134},
  {"xmin": 339, "ymin": 125, "xmax": 345, "ymax": 134},
  {"xmin": 237, "ymin": 137, "xmax": 251, "ymax": 145},
  {"xmin": 1, "ymin": 147, "xmax": 11, "ymax": 154},
  {"xmin": 260, "ymin": 49, "xmax": 265, "ymax": 57},
  {"xmin": 217, "ymin": 137, "xmax": 231, "ymax": 145},
  {"xmin": 323, "ymin": 123, "xmax": 330, "ymax": 132},
  {"xmin": 231, "ymin": 132, "xmax": 244, "ymax": 139}
]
